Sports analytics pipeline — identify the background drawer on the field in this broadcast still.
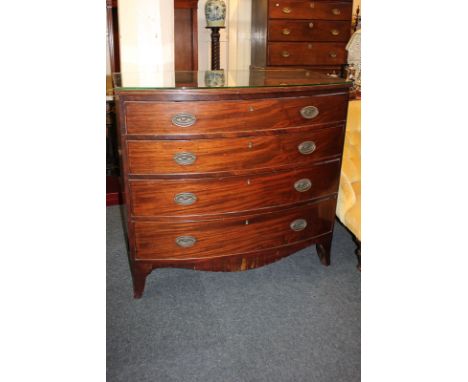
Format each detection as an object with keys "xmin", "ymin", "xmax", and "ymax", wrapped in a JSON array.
[
  {"xmin": 268, "ymin": 0, "xmax": 352, "ymax": 21},
  {"xmin": 125, "ymin": 94, "xmax": 348, "ymax": 135},
  {"xmin": 130, "ymin": 160, "xmax": 341, "ymax": 216},
  {"xmin": 268, "ymin": 20, "xmax": 351, "ymax": 42},
  {"xmin": 133, "ymin": 198, "xmax": 336, "ymax": 260},
  {"xmin": 127, "ymin": 126, "xmax": 344, "ymax": 175},
  {"xmin": 268, "ymin": 42, "xmax": 347, "ymax": 66}
]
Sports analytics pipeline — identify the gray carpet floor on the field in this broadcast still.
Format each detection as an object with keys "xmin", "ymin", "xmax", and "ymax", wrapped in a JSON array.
[{"xmin": 107, "ymin": 205, "xmax": 361, "ymax": 382}]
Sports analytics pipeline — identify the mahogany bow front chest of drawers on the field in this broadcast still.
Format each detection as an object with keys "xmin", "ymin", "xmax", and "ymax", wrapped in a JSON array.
[{"xmin": 115, "ymin": 71, "xmax": 351, "ymax": 298}]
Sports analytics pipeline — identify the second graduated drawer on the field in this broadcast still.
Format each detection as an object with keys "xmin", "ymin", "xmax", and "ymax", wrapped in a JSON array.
[
  {"xmin": 127, "ymin": 126, "xmax": 344, "ymax": 175},
  {"xmin": 124, "ymin": 94, "xmax": 348, "ymax": 136},
  {"xmin": 130, "ymin": 159, "xmax": 341, "ymax": 217}
]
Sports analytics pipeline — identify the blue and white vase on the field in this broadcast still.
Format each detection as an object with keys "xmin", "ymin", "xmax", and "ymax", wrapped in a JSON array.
[
  {"xmin": 205, "ymin": 0, "xmax": 226, "ymax": 28},
  {"xmin": 204, "ymin": 70, "xmax": 225, "ymax": 87}
]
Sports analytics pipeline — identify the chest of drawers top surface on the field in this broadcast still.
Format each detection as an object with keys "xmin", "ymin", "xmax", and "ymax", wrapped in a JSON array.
[{"xmin": 114, "ymin": 70, "xmax": 351, "ymax": 298}]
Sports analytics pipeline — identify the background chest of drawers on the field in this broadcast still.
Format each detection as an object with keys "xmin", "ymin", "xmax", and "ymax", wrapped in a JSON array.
[
  {"xmin": 115, "ymin": 81, "xmax": 350, "ymax": 298},
  {"xmin": 251, "ymin": 0, "xmax": 353, "ymax": 74}
]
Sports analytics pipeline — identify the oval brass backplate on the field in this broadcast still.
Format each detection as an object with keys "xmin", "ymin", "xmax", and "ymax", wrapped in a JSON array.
[
  {"xmin": 175, "ymin": 236, "xmax": 197, "ymax": 248},
  {"xmin": 300, "ymin": 105, "xmax": 319, "ymax": 119},
  {"xmin": 290, "ymin": 219, "xmax": 307, "ymax": 232},
  {"xmin": 171, "ymin": 112, "xmax": 196, "ymax": 127},
  {"xmin": 298, "ymin": 141, "xmax": 317, "ymax": 155},
  {"xmin": 173, "ymin": 152, "xmax": 197, "ymax": 166},
  {"xmin": 294, "ymin": 178, "xmax": 312, "ymax": 192},
  {"xmin": 174, "ymin": 192, "xmax": 197, "ymax": 206}
]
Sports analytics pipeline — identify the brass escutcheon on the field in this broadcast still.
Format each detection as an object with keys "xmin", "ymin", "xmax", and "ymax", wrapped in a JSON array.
[
  {"xmin": 329, "ymin": 51, "xmax": 337, "ymax": 58},
  {"xmin": 331, "ymin": 29, "xmax": 340, "ymax": 36},
  {"xmin": 174, "ymin": 192, "xmax": 197, "ymax": 206},
  {"xmin": 332, "ymin": 8, "xmax": 341, "ymax": 15},
  {"xmin": 309, "ymin": 22, "xmax": 314, "ymax": 29},
  {"xmin": 290, "ymin": 219, "xmax": 307, "ymax": 232},
  {"xmin": 282, "ymin": 6, "xmax": 291, "ymax": 13},
  {"xmin": 282, "ymin": 28, "xmax": 291, "ymax": 35},
  {"xmin": 298, "ymin": 141, "xmax": 317, "ymax": 155},
  {"xmin": 175, "ymin": 236, "xmax": 197, "ymax": 248},
  {"xmin": 282, "ymin": 51, "xmax": 290, "ymax": 58},
  {"xmin": 300, "ymin": 105, "xmax": 319, "ymax": 119},
  {"xmin": 173, "ymin": 152, "xmax": 196, "ymax": 165},
  {"xmin": 171, "ymin": 112, "xmax": 196, "ymax": 127},
  {"xmin": 294, "ymin": 178, "xmax": 312, "ymax": 192}
]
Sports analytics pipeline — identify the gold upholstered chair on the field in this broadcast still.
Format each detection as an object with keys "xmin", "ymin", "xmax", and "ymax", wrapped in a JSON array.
[{"xmin": 336, "ymin": 99, "xmax": 361, "ymax": 269}]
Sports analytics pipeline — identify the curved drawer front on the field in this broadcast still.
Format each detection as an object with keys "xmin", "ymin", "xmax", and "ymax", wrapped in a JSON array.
[
  {"xmin": 133, "ymin": 198, "xmax": 336, "ymax": 260},
  {"xmin": 125, "ymin": 94, "xmax": 348, "ymax": 135},
  {"xmin": 268, "ymin": 42, "xmax": 347, "ymax": 66},
  {"xmin": 268, "ymin": 20, "xmax": 351, "ymax": 42},
  {"xmin": 130, "ymin": 160, "xmax": 341, "ymax": 216},
  {"xmin": 268, "ymin": 0, "xmax": 352, "ymax": 21},
  {"xmin": 127, "ymin": 126, "xmax": 344, "ymax": 175}
]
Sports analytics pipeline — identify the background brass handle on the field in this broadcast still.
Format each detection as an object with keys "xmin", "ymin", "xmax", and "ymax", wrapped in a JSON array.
[
  {"xmin": 332, "ymin": 8, "xmax": 341, "ymax": 15},
  {"xmin": 176, "ymin": 236, "xmax": 197, "ymax": 248},
  {"xmin": 331, "ymin": 29, "xmax": 340, "ymax": 36},
  {"xmin": 282, "ymin": 51, "xmax": 290, "ymax": 58},
  {"xmin": 300, "ymin": 105, "xmax": 319, "ymax": 119},
  {"xmin": 294, "ymin": 178, "xmax": 312, "ymax": 192},
  {"xmin": 173, "ymin": 152, "xmax": 196, "ymax": 166},
  {"xmin": 282, "ymin": 28, "xmax": 291, "ymax": 35},
  {"xmin": 172, "ymin": 112, "xmax": 196, "ymax": 127},
  {"xmin": 329, "ymin": 51, "xmax": 337, "ymax": 58},
  {"xmin": 298, "ymin": 141, "xmax": 316, "ymax": 155},
  {"xmin": 282, "ymin": 7, "xmax": 291, "ymax": 13},
  {"xmin": 174, "ymin": 192, "xmax": 197, "ymax": 206},
  {"xmin": 309, "ymin": 22, "xmax": 314, "ymax": 28},
  {"xmin": 290, "ymin": 219, "xmax": 307, "ymax": 232}
]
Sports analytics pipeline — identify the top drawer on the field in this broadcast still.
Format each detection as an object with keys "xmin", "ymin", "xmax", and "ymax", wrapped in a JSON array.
[
  {"xmin": 268, "ymin": 1, "xmax": 352, "ymax": 21},
  {"xmin": 125, "ymin": 94, "xmax": 348, "ymax": 136}
]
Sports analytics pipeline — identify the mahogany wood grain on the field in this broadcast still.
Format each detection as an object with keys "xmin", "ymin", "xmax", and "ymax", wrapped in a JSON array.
[
  {"xmin": 127, "ymin": 126, "xmax": 344, "ymax": 175},
  {"xmin": 268, "ymin": 0, "xmax": 352, "ymax": 21},
  {"xmin": 125, "ymin": 94, "xmax": 348, "ymax": 135},
  {"xmin": 129, "ymin": 160, "xmax": 341, "ymax": 217},
  {"xmin": 268, "ymin": 19, "xmax": 351, "ymax": 42},
  {"xmin": 268, "ymin": 42, "xmax": 347, "ymax": 66},
  {"xmin": 133, "ymin": 198, "xmax": 336, "ymax": 260}
]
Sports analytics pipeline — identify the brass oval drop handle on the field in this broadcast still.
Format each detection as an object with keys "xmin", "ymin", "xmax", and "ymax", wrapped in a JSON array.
[
  {"xmin": 294, "ymin": 178, "xmax": 312, "ymax": 192},
  {"xmin": 282, "ymin": 51, "xmax": 290, "ymax": 58},
  {"xmin": 332, "ymin": 8, "xmax": 341, "ymax": 15},
  {"xmin": 282, "ymin": 28, "xmax": 291, "ymax": 35},
  {"xmin": 331, "ymin": 29, "xmax": 340, "ymax": 36},
  {"xmin": 175, "ymin": 236, "xmax": 197, "ymax": 248},
  {"xmin": 174, "ymin": 192, "xmax": 197, "ymax": 206},
  {"xmin": 298, "ymin": 141, "xmax": 317, "ymax": 155},
  {"xmin": 173, "ymin": 152, "xmax": 197, "ymax": 166},
  {"xmin": 329, "ymin": 51, "xmax": 337, "ymax": 58},
  {"xmin": 300, "ymin": 105, "xmax": 319, "ymax": 119},
  {"xmin": 282, "ymin": 6, "xmax": 292, "ymax": 14},
  {"xmin": 290, "ymin": 219, "xmax": 307, "ymax": 232},
  {"xmin": 172, "ymin": 112, "xmax": 196, "ymax": 127}
]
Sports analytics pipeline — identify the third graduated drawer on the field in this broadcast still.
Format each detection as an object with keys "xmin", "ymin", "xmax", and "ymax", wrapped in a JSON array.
[
  {"xmin": 127, "ymin": 125, "xmax": 344, "ymax": 175},
  {"xmin": 124, "ymin": 93, "xmax": 348, "ymax": 136},
  {"xmin": 130, "ymin": 159, "xmax": 341, "ymax": 217}
]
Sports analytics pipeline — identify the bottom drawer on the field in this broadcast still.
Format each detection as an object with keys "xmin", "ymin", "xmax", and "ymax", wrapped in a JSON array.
[{"xmin": 133, "ymin": 197, "xmax": 336, "ymax": 260}]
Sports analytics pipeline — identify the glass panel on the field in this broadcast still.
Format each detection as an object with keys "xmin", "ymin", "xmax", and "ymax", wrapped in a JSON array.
[{"xmin": 112, "ymin": 69, "xmax": 350, "ymax": 90}]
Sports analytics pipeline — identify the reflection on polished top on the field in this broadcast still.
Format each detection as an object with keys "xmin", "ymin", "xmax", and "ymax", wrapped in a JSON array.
[{"xmin": 113, "ymin": 69, "xmax": 350, "ymax": 90}]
